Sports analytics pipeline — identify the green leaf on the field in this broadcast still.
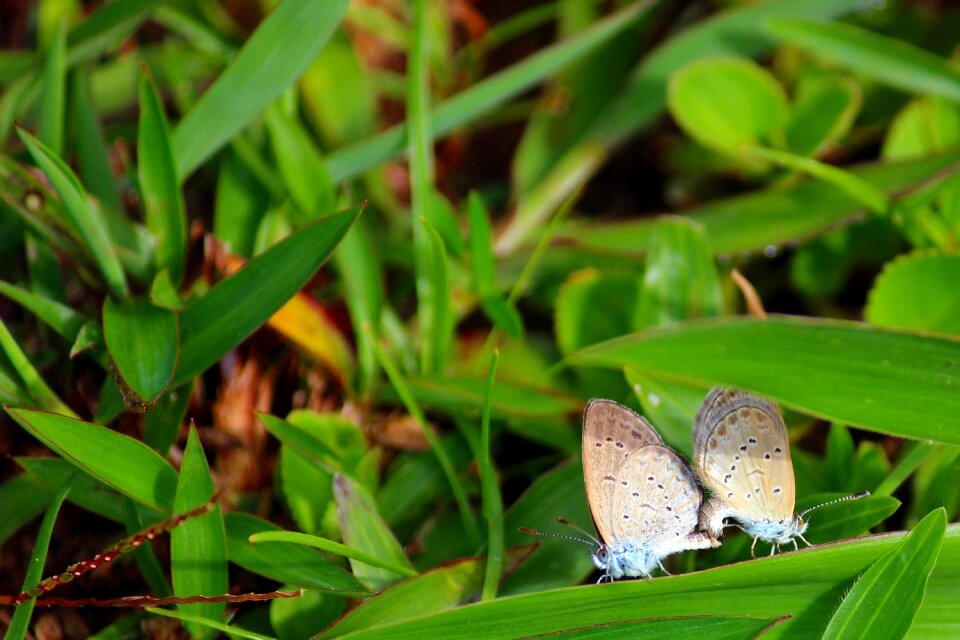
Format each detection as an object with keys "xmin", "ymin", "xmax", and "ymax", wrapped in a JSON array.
[
  {"xmin": 174, "ymin": 205, "xmax": 361, "ymax": 386},
  {"xmin": 0, "ymin": 317, "xmax": 74, "ymax": 415},
  {"xmin": 485, "ymin": 616, "xmax": 787, "ymax": 639},
  {"xmin": 143, "ymin": 608, "xmax": 275, "ymax": 640},
  {"xmin": 5, "ymin": 474, "xmax": 76, "ymax": 640},
  {"xmin": 478, "ymin": 352, "xmax": 503, "ymax": 601},
  {"xmin": 569, "ymin": 315, "xmax": 960, "ymax": 445},
  {"xmin": 745, "ymin": 146, "xmax": 890, "ymax": 215},
  {"xmin": 417, "ymin": 215, "xmax": 453, "ymax": 375},
  {"xmin": 883, "ymin": 98, "xmax": 960, "ymax": 161},
  {"xmin": 866, "ymin": 251, "xmax": 960, "ymax": 336},
  {"xmin": 333, "ymin": 473, "xmax": 415, "ymax": 591},
  {"xmin": 6, "ymin": 408, "xmax": 178, "ymax": 511},
  {"xmin": 70, "ymin": 66, "xmax": 122, "ymax": 214},
  {"xmin": 325, "ymin": 1, "xmax": 652, "ymax": 183},
  {"xmin": 555, "ymin": 150, "xmax": 960, "ymax": 258},
  {"xmin": 224, "ymin": 511, "xmax": 367, "ymax": 594},
  {"xmin": 0, "ymin": 474, "xmax": 53, "ymax": 546},
  {"xmin": 16, "ymin": 127, "xmax": 129, "ymax": 298},
  {"xmin": 316, "ymin": 526, "xmax": 960, "ymax": 638},
  {"xmin": 249, "ymin": 531, "xmax": 416, "ymax": 578},
  {"xmin": 139, "ymin": 69, "xmax": 188, "ymax": 286},
  {"xmin": 172, "ymin": 0, "xmax": 350, "ymax": 178},
  {"xmin": 264, "ymin": 104, "xmax": 335, "ymax": 219},
  {"xmin": 668, "ymin": 58, "xmax": 788, "ymax": 155},
  {"xmin": 171, "ymin": 427, "xmax": 227, "ymax": 638},
  {"xmin": 636, "ymin": 217, "xmax": 722, "ymax": 328},
  {"xmin": 403, "ymin": 376, "xmax": 580, "ymax": 420},
  {"xmin": 624, "ymin": 371, "xmax": 702, "ymax": 457},
  {"xmin": 767, "ymin": 17, "xmax": 960, "ymax": 103},
  {"xmin": 798, "ymin": 494, "xmax": 901, "ymax": 546},
  {"xmin": 318, "ymin": 547, "xmax": 534, "ymax": 639},
  {"xmin": 786, "ymin": 75, "xmax": 861, "ymax": 158},
  {"xmin": 102, "ymin": 297, "xmax": 179, "ymax": 404},
  {"xmin": 37, "ymin": 20, "xmax": 67, "ymax": 157},
  {"xmin": 823, "ymin": 509, "xmax": 947, "ymax": 640}
]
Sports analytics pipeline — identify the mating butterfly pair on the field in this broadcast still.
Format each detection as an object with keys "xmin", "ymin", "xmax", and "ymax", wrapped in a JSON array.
[{"xmin": 581, "ymin": 388, "xmax": 865, "ymax": 581}]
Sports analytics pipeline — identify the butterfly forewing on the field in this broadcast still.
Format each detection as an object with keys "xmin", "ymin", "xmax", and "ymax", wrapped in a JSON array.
[
  {"xmin": 583, "ymin": 400, "xmax": 663, "ymax": 545},
  {"xmin": 608, "ymin": 444, "xmax": 703, "ymax": 548},
  {"xmin": 693, "ymin": 388, "xmax": 795, "ymax": 524}
]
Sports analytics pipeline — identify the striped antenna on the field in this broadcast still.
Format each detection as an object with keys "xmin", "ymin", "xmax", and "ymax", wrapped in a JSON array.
[{"xmin": 800, "ymin": 491, "xmax": 870, "ymax": 519}]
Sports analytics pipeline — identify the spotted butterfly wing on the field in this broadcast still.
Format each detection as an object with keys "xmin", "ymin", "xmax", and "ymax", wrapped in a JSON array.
[
  {"xmin": 692, "ymin": 388, "xmax": 795, "ymax": 535},
  {"xmin": 608, "ymin": 444, "xmax": 706, "ymax": 554},
  {"xmin": 582, "ymin": 400, "xmax": 663, "ymax": 545}
]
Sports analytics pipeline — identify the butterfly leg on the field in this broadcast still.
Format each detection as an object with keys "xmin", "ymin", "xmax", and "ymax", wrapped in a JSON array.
[
  {"xmin": 656, "ymin": 558, "xmax": 671, "ymax": 576},
  {"xmin": 791, "ymin": 538, "xmax": 799, "ymax": 552},
  {"xmin": 769, "ymin": 542, "xmax": 777, "ymax": 557},
  {"xmin": 797, "ymin": 533, "xmax": 813, "ymax": 548},
  {"xmin": 750, "ymin": 536, "xmax": 759, "ymax": 558}
]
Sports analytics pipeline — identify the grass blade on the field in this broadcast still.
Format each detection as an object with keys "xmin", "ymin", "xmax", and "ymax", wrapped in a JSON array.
[
  {"xmin": 102, "ymin": 297, "xmax": 178, "ymax": 404},
  {"xmin": 172, "ymin": 0, "xmax": 350, "ymax": 178},
  {"xmin": 479, "ymin": 351, "xmax": 503, "ymax": 601},
  {"xmin": 249, "ymin": 531, "xmax": 417, "ymax": 578}
]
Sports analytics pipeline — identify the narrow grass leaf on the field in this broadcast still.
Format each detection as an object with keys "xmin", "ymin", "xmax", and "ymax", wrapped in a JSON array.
[
  {"xmin": 374, "ymin": 338, "xmax": 480, "ymax": 544},
  {"xmin": 479, "ymin": 351, "xmax": 503, "ymax": 601},
  {"xmin": 6, "ymin": 408, "xmax": 178, "ymax": 511},
  {"xmin": 823, "ymin": 509, "xmax": 947, "ymax": 640},
  {"xmin": 171, "ymin": 427, "xmax": 227, "ymax": 638},
  {"xmin": 0, "ymin": 318, "xmax": 75, "ymax": 416},
  {"xmin": 767, "ymin": 17, "xmax": 960, "ymax": 103},
  {"xmin": 139, "ymin": 69, "xmax": 187, "ymax": 286},
  {"xmin": 175, "ymin": 205, "xmax": 361, "ymax": 385},
  {"xmin": 4, "ymin": 474, "xmax": 76, "ymax": 640},
  {"xmin": 332, "ymin": 219, "xmax": 383, "ymax": 398},
  {"xmin": 249, "ymin": 531, "xmax": 416, "ymax": 577},
  {"xmin": 258, "ymin": 412, "xmax": 343, "ymax": 476},
  {"xmin": 745, "ymin": 146, "xmax": 890, "ymax": 215},
  {"xmin": 418, "ymin": 216, "xmax": 452, "ymax": 374},
  {"xmin": 144, "ymin": 608, "xmax": 276, "ymax": 640},
  {"xmin": 506, "ymin": 616, "xmax": 787, "ymax": 639},
  {"xmin": 16, "ymin": 128, "xmax": 129, "ymax": 298},
  {"xmin": 569, "ymin": 315, "xmax": 960, "ymax": 444},
  {"xmin": 37, "ymin": 21, "xmax": 66, "ymax": 156},
  {"xmin": 70, "ymin": 68, "xmax": 122, "ymax": 214},
  {"xmin": 172, "ymin": 0, "xmax": 350, "ymax": 178},
  {"xmin": 264, "ymin": 104, "xmax": 335, "ymax": 219},
  {"xmin": 326, "ymin": 1, "xmax": 653, "ymax": 182},
  {"xmin": 224, "ymin": 512, "xmax": 367, "ymax": 594},
  {"xmin": 319, "ymin": 547, "xmax": 534, "ymax": 639},
  {"xmin": 874, "ymin": 442, "xmax": 939, "ymax": 498},
  {"xmin": 333, "ymin": 473, "xmax": 415, "ymax": 591},
  {"xmin": 401, "ymin": 376, "xmax": 580, "ymax": 420},
  {"xmin": 555, "ymin": 150, "xmax": 960, "ymax": 257},
  {"xmin": 102, "ymin": 297, "xmax": 178, "ymax": 403}
]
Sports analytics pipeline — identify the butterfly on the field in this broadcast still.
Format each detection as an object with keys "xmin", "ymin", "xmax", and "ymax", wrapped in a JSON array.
[
  {"xmin": 582, "ymin": 399, "xmax": 718, "ymax": 580},
  {"xmin": 692, "ymin": 387, "xmax": 867, "ymax": 556}
]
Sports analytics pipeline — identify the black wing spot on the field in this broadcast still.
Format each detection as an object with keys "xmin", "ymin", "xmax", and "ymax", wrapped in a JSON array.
[
  {"xmin": 730, "ymin": 465, "xmax": 737, "ymax": 471},
  {"xmin": 595, "ymin": 442, "xmax": 602, "ymax": 447},
  {"xmin": 727, "ymin": 492, "xmax": 734, "ymax": 498},
  {"xmin": 623, "ymin": 514, "xmax": 630, "ymax": 520},
  {"xmin": 615, "ymin": 442, "xmax": 624, "ymax": 449},
  {"xmin": 748, "ymin": 437, "xmax": 757, "ymax": 444},
  {"xmin": 723, "ymin": 474, "xmax": 732, "ymax": 483},
  {"xmin": 605, "ymin": 437, "xmax": 614, "ymax": 442},
  {"xmin": 621, "ymin": 480, "xmax": 628, "ymax": 486},
  {"xmin": 657, "ymin": 484, "xmax": 664, "ymax": 490},
  {"xmin": 665, "ymin": 506, "xmax": 673, "ymax": 512},
  {"xmin": 632, "ymin": 492, "xmax": 639, "ymax": 497},
  {"xmin": 647, "ymin": 476, "xmax": 655, "ymax": 482},
  {"xmin": 774, "ymin": 447, "xmax": 782, "ymax": 453},
  {"xmin": 764, "ymin": 453, "xmax": 771, "ymax": 459},
  {"xmin": 773, "ymin": 487, "xmax": 781, "ymax": 494},
  {"xmin": 739, "ymin": 445, "xmax": 748, "ymax": 451}
]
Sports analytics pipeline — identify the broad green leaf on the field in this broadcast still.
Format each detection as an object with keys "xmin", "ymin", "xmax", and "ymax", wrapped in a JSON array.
[
  {"xmin": 280, "ymin": 443, "xmax": 335, "ymax": 536},
  {"xmin": 319, "ymin": 547, "xmax": 534, "ymax": 639},
  {"xmin": 5, "ymin": 475, "xmax": 76, "ymax": 640},
  {"xmin": 259, "ymin": 412, "xmax": 343, "ymax": 476},
  {"xmin": 866, "ymin": 251, "xmax": 960, "ymax": 336},
  {"xmin": 555, "ymin": 150, "xmax": 960, "ymax": 257},
  {"xmin": 556, "ymin": 270, "xmax": 642, "ymax": 354},
  {"xmin": 798, "ymin": 494, "xmax": 900, "ymax": 546},
  {"xmin": 6, "ymin": 408, "xmax": 178, "ymax": 511},
  {"xmin": 139, "ymin": 69, "xmax": 187, "ymax": 286},
  {"xmin": 174, "ymin": 205, "xmax": 361, "ymax": 386},
  {"xmin": 767, "ymin": 17, "xmax": 960, "ymax": 103},
  {"xmin": 501, "ymin": 461, "xmax": 595, "ymax": 595},
  {"xmin": 668, "ymin": 58, "xmax": 788, "ymax": 155},
  {"xmin": 883, "ymin": 98, "xmax": 960, "ymax": 161},
  {"xmin": 225, "ymin": 512, "xmax": 367, "ymax": 594},
  {"xmin": 483, "ymin": 616, "xmax": 786, "ymax": 639},
  {"xmin": 636, "ymin": 217, "xmax": 722, "ymax": 328},
  {"xmin": 786, "ymin": 75, "xmax": 861, "ymax": 158},
  {"xmin": 173, "ymin": 0, "xmax": 350, "ymax": 178},
  {"xmin": 271, "ymin": 585, "xmax": 344, "ymax": 640},
  {"xmin": 319, "ymin": 526, "xmax": 960, "ymax": 639},
  {"xmin": 625, "ymin": 370, "xmax": 702, "ymax": 457},
  {"xmin": 171, "ymin": 427, "xmax": 227, "ymax": 638},
  {"xmin": 102, "ymin": 297, "xmax": 178, "ymax": 404},
  {"xmin": 823, "ymin": 509, "xmax": 946, "ymax": 640},
  {"xmin": 333, "ymin": 474, "xmax": 414, "ymax": 591},
  {"xmin": 568, "ymin": 315, "xmax": 960, "ymax": 445},
  {"xmin": 16, "ymin": 127, "xmax": 129, "ymax": 298}
]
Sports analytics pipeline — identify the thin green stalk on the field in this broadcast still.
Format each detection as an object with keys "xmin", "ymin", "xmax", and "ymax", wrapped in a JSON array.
[
  {"xmin": 874, "ymin": 442, "xmax": 939, "ymax": 498},
  {"xmin": 480, "ymin": 350, "xmax": 503, "ymax": 601},
  {"xmin": 371, "ymin": 325, "xmax": 481, "ymax": 545}
]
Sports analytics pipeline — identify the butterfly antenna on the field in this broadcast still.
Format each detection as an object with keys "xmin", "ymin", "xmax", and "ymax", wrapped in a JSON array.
[
  {"xmin": 518, "ymin": 527, "xmax": 595, "ymax": 548},
  {"xmin": 799, "ymin": 491, "xmax": 870, "ymax": 519},
  {"xmin": 556, "ymin": 517, "xmax": 601, "ymax": 546}
]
